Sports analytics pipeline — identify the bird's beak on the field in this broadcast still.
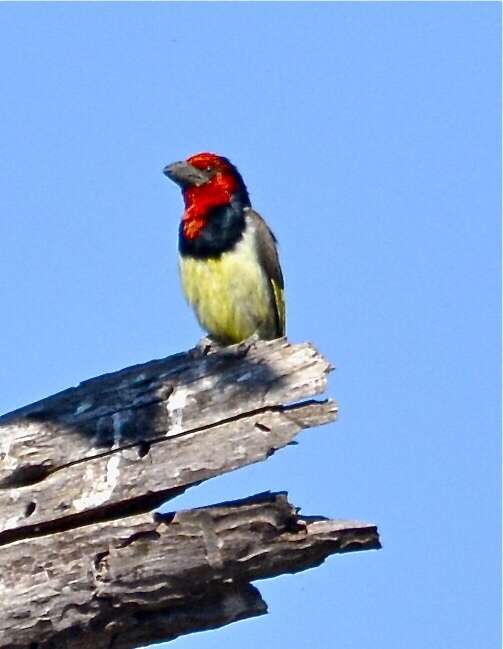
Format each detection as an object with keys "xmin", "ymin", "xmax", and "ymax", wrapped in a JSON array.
[{"xmin": 163, "ymin": 161, "xmax": 211, "ymax": 187}]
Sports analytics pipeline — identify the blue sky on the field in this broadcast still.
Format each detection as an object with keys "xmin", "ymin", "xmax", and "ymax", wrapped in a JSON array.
[{"xmin": 0, "ymin": 2, "xmax": 500, "ymax": 648}]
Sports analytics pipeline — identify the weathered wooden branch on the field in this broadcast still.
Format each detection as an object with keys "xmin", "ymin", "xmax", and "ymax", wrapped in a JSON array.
[{"xmin": 0, "ymin": 339, "xmax": 380, "ymax": 648}]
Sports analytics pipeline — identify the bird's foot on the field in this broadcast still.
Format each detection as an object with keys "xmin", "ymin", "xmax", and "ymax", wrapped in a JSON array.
[
  {"xmin": 192, "ymin": 335, "xmax": 225, "ymax": 357},
  {"xmin": 220, "ymin": 332, "xmax": 262, "ymax": 359},
  {"xmin": 192, "ymin": 333, "xmax": 263, "ymax": 360},
  {"xmin": 236, "ymin": 331, "xmax": 261, "ymax": 353}
]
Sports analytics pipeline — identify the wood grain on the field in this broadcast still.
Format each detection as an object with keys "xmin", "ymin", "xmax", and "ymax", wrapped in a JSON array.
[{"xmin": 0, "ymin": 339, "xmax": 380, "ymax": 648}]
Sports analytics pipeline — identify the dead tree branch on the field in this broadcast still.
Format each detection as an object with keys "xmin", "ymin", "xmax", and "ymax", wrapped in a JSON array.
[{"xmin": 0, "ymin": 339, "xmax": 380, "ymax": 648}]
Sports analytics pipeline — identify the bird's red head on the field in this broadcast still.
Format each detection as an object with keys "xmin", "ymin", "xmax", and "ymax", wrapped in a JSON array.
[{"xmin": 164, "ymin": 152, "xmax": 250, "ymax": 240}]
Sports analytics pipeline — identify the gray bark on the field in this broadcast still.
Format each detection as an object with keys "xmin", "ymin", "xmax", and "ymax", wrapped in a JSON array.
[{"xmin": 0, "ymin": 339, "xmax": 380, "ymax": 648}]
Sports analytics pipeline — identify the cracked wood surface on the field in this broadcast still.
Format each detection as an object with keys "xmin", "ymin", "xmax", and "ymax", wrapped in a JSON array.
[
  {"xmin": 0, "ymin": 339, "xmax": 336, "ymax": 542},
  {"xmin": 0, "ymin": 339, "xmax": 380, "ymax": 648},
  {"xmin": 0, "ymin": 492, "xmax": 380, "ymax": 649}
]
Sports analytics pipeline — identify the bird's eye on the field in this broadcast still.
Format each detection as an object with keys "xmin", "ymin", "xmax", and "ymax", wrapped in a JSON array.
[{"xmin": 206, "ymin": 165, "xmax": 213, "ymax": 172}]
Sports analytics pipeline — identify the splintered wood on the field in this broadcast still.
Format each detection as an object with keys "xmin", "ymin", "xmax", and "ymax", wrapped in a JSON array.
[{"xmin": 0, "ymin": 339, "xmax": 380, "ymax": 649}]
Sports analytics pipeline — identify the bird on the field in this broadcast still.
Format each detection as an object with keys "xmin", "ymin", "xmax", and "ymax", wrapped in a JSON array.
[{"xmin": 163, "ymin": 152, "xmax": 285, "ymax": 345}]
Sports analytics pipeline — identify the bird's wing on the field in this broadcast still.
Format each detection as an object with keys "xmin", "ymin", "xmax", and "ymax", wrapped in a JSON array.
[{"xmin": 247, "ymin": 208, "xmax": 286, "ymax": 337}]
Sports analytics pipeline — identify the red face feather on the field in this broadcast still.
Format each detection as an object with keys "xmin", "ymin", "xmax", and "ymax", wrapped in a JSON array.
[{"xmin": 182, "ymin": 153, "xmax": 245, "ymax": 240}]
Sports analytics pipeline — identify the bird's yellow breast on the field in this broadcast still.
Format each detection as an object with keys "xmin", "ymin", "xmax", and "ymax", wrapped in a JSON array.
[{"xmin": 179, "ymin": 229, "xmax": 274, "ymax": 344}]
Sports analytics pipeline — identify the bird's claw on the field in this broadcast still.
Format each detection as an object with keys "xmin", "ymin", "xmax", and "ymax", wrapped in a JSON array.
[
  {"xmin": 192, "ymin": 332, "xmax": 264, "ymax": 360},
  {"xmin": 192, "ymin": 336, "xmax": 224, "ymax": 357},
  {"xmin": 235, "ymin": 331, "xmax": 261, "ymax": 356}
]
